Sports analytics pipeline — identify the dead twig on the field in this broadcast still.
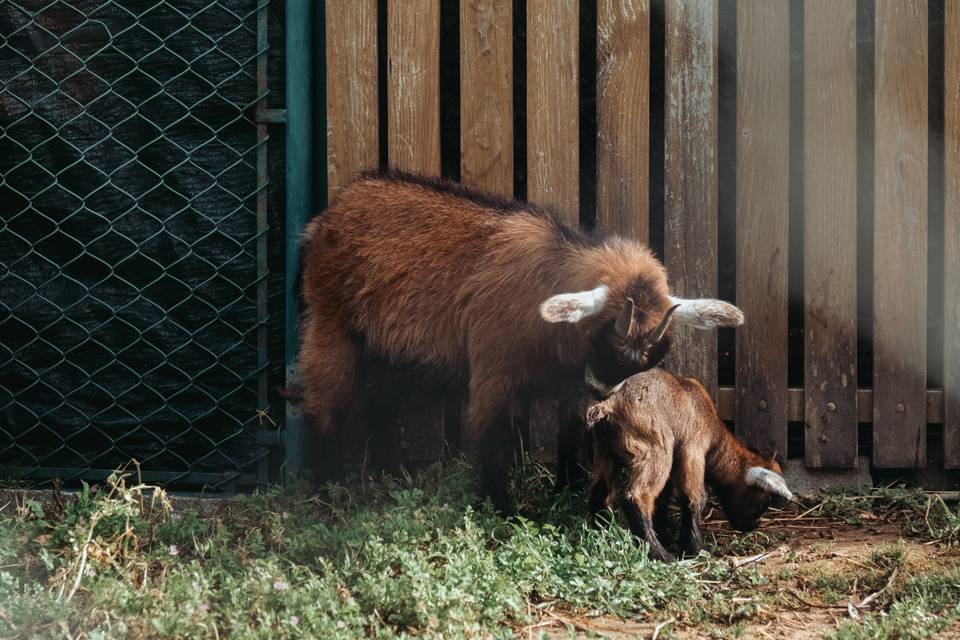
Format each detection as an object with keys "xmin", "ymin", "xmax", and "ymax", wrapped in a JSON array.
[
  {"xmin": 786, "ymin": 589, "xmax": 848, "ymax": 610},
  {"xmin": 855, "ymin": 567, "xmax": 899, "ymax": 610},
  {"xmin": 732, "ymin": 546, "xmax": 788, "ymax": 569},
  {"xmin": 540, "ymin": 608, "xmax": 615, "ymax": 639},
  {"xmin": 651, "ymin": 617, "xmax": 675, "ymax": 640}
]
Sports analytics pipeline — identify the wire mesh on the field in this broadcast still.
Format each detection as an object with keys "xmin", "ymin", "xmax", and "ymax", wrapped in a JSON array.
[{"xmin": 0, "ymin": 0, "xmax": 275, "ymax": 490}]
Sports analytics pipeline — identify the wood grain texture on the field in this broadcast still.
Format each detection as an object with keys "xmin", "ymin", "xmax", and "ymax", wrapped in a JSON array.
[
  {"xmin": 387, "ymin": 0, "xmax": 444, "ymax": 463},
  {"xmin": 527, "ymin": 0, "xmax": 579, "ymax": 462},
  {"xmin": 872, "ymin": 0, "xmax": 927, "ymax": 468},
  {"xmin": 663, "ymin": 0, "xmax": 718, "ymax": 400},
  {"xmin": 803, "ymin": 0, "xmax": 858, "ymax": 468},
  {"xmin": 326, "ymin": 0, "xmax": 379, "ymax": 199},
  {"xmin": 714, "ymin": 387, "xmax": 944, "ymax": 424},
  {"xmin": 735, "ymin": 0, "xmax": 789, "ymax": 459},
  {"xmin": 388, "ymin": 0, "xmax": 440, "ymax": 173},
  {"xmin": 597, "ymin": 0, "xmax": 650, "ymax": 240},
  {"xmin": 460, "ymin": 0, "xmax": 513, "ymax": 194},
  {"xmin": 945, "ymin": 0, "xmax": 960, "ymax": 468},
  {"xmin": 527, "ymin": 0, "xmax": 579, "ymax": 218}
]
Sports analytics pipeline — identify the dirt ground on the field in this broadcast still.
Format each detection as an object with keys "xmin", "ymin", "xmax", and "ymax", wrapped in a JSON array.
[{"xmin": 525, "ymin": 508, "xmax": 960, "ymax": 639}]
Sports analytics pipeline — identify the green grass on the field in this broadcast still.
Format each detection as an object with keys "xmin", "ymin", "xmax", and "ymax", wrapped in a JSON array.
[{"xmin": 0, "ymin": 460, "xmax": 958, "ymax": 639}]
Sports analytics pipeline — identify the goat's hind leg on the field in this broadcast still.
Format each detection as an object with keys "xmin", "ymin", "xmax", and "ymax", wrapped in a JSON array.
[
  {"xmin": 653, "ymin": 478, "xmax": 675, "ymax": 546},
  {"xmin": 298, "ymin": 310, "xmax": 360, "ymax": 485},
  {"xmin": 622, "ymin": 464, "xmax": 676, "ymax": 562},
  {"xmin": 676, "ymin": 451, "xmax": 707, "ymax": 557},
  {"xmin": 587, "ymin": 441, "xmax": 619, "ymax": 527}
]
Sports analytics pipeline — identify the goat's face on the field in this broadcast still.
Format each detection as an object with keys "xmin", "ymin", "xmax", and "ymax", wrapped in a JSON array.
[
  {"xmin": 715, "ymin": 458, "xmax": 792, "ymax": 532},
  {"xmin": 539, "ymin": 279, "xmax": 745, "ymax": 397}
]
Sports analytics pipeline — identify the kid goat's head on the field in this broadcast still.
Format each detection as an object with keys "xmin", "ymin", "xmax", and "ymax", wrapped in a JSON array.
[
  {"xmin": 714, "ymin": 455, "xmax": 793, "ymax": 532},
  {"xmin": 539, "ymin": 278, "xmax": 744, "ymax": 397}
]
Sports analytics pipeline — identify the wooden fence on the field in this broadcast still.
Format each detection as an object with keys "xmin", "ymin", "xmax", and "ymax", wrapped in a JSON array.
[{"xmin": 318, "ymin": 0, "xmax": 959, "ymax": 474}]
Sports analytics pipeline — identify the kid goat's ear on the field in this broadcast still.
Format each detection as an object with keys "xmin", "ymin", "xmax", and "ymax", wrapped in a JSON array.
[
  {"xmin": 745, "ymin": 467, "xmax": 795, "ymax": 502},
  {"xmin": 540, "ymin": 285, "xmax": 609, "ymax": 323}
]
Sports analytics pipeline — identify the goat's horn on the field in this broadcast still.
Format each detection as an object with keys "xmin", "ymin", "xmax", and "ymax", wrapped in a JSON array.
[
  {"xmin": 615, "ymin": 297, "xmax": 636, "ymax": 339},
  {"xmin": 649, "ymin": 304, "xmax": 680, "ymax": 345},
  {"xmin": 745, "ymin": 467, "xmax": 794, "ymax": 501}
]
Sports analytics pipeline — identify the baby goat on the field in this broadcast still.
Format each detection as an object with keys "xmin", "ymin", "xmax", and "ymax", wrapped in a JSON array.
[{"xmin": 584, "ymin": 368, "xmax": 794, "ymax": 562}]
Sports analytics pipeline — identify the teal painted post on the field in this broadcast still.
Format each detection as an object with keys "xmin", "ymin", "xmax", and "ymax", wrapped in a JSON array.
[{"xmin": 284, "ymin": 0, "xmax": 313, "ymax": 480}]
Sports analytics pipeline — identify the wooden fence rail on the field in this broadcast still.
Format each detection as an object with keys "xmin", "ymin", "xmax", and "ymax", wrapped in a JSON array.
[{"xmin": 318, "ymin": 0, "xmax": 957, "ymax": 475}]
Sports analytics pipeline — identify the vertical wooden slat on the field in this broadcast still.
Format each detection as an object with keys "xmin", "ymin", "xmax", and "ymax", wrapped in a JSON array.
[
  {"xmin": 388, "ymin": 0, "xmax": 441, "ymax": 173},
  {"xmin": 735, "ymin": 0, "xmax": 789, "ymax": 458},
  {"xmin": 461, "ymin": 0, "xmax": 514, "ymax": 454},
  {"xmin": 325, "ymin": 0, "xmax": 379, "ymax": 466},
  {"xmin": 387, "ymin": 0, "xmax": 444, "ymax": 463},
  {"xmin": 803, "ymin": 0, "xmax": 858, "ymax": 468},
  {"xmin": 460, "ymin": 0, "xmax": 513, "ymax": 195},
  {"xmin": 326, "ymin": 0, "xmax": 379, "ymax": 198},
  {"xmin": 527, "ymin": 0, "xmax": 579, "ymax": 462},
  {"xmin": 597, "ymin": 0, "xmax": 650, "ymax": 240},
  {"xmin": 527, "ymin": 0, "xmax": 579, "ymax": 216},
  {"xmin": 943, "ymin": 0, "xmax": 959, "ymax": 468},
  {"xmin": 872, "ymin": 0, "xmax": 927, "ymax": 468},
  {"xmin": 664, "ymin": 0, "xmax": 718, "ymax": 400}
]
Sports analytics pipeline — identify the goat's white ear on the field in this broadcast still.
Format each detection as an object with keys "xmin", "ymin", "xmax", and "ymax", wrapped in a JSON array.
[
  {"xmin": 669, "ymin": 296, "xmax": 745, "ymax": 329},
  {"xmin": 540, "ymin": 285, "xmax": 609, "ymax": 323},
  {"xmin": 745, "ymin": 467, "xmax": 794, "ymax": 502}
]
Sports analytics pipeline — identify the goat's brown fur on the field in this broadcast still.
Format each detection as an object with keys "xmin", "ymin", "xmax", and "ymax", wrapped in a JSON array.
[
  {"xmin": 296, "ymin": 170, "xmax": 742, "ymax": 509},
  {"xmin": 586, "ymin": 369, "xmax": 791, "ymax": 562}
]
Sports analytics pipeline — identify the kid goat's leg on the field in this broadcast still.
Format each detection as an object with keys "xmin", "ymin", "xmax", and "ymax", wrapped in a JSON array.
[
  {"xmin": 653, "ymin": 478, "xmax": 674, "ymax": 545},
  {"xmin": 622, "ymin": 464, "xmax": 675, "ymax": 562},
  {"xmin": 588, "ymin": 441, "xmax": 620, "ymax": 526},
  {"xmin": 676, "ymin": 451, "xmax": 707, "ymax": 556}
]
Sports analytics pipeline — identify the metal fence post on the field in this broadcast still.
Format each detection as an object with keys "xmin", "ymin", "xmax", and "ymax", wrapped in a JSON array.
[{"xmin": 284, "ymin": 0, "xmax": 314, "ymax": 480}]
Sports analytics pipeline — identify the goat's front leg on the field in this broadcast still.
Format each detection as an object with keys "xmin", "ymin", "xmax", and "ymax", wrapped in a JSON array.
[
  {"xmin": 555, "ymin": 401, "xmax": 588, "ymax": 493},
  {"xmin": 676, "ymin": 452, "xmax": 707, "ymax": 557},
  {"xmin": 464, "ymin": 372, "xmax": 515, "ymax": 515}
]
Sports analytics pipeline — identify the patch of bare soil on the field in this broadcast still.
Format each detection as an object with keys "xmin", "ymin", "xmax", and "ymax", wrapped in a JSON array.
[{"xmin": 523, "ymin": 508, "xmax": 960, "ymax": 639}]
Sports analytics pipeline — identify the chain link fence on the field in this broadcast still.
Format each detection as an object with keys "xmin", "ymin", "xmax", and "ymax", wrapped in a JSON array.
[{"xmin": 0, "ymin": 0, "xmax": 280, "ymax": 490}]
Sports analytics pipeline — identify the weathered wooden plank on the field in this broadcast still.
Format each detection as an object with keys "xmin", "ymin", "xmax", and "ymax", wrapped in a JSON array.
[
  {"xmin": 715, "ymin": 387, "xmax": 945, "ymax": 424},
  {"xmin": 803, "ymin": 0, "xmax": 858, "ymax": 468},
  {"xmin": 597, "ymin": 0, "xmax": 650, "ymax": 240},
  {"xmin": 527, "ymin": 0, "xmax": 579, "ymax": 462},
  {"xmin": 460, "ymin": 0, "xmax": 512, "ymax": 195},
  {"xmin": 326, "ymin": 0, "xmax": 379, "ymax": 198},
  {"xmin": 872, "ymin": 0, "xmax": 927, "ymax": 468},
  {"xmin": 664, "ymin": 0, "xmax": 718, "ymax": 400},
  {"xmin": 324, "ymin": 0, "xmax": 379, "ymax": 467},
  {"xmin": 735, "ymin": 0, "xmax": 790, "ymax": 458},
  {"xmin": 945, "ymin": 0, "xmax": 960, "ymax": 468},
  {"xmin": 527, "ymin": 0, "xmax": 579, "ymax": 217},
  {"xmin": 460, "ymin": 0, "xmax": 514, "ymax": 453},
  {"xmin": 388, "ymin": 0, "xmax": 440, "ymax": 173},
  {"xmin": 387, "ymin": 0, "xmax": 444, "ymax": 463}
]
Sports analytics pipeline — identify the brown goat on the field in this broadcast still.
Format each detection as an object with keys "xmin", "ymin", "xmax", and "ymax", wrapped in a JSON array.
[
  {"xmin": 585, "ymin": 368, "xmax": 793, "ymax": 562},
  {"xmin": 296, "ymin": 170, "xmax": 744, "ymax": 510}
]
